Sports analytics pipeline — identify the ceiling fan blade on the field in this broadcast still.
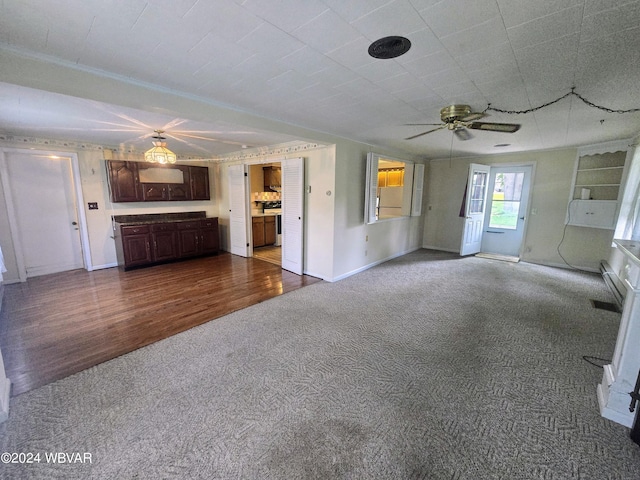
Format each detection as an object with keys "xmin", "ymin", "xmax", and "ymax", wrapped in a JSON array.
[
  {"xmin": 403, "ymin": 123, "xmax": 443, "ymax": 126},
  {"xmin": 404, "ymin": 125, "xmax": 447, "ymax": 140},
  {"xmin": 454, "ymin": 127, "xmax": 473, "ymax": 141},
  {"xmin": 468, "ymin": 122, "xmax": 521, "ymax": 133},
  {"xmin": 460, "ymin": 112, "xmax": 486, "ymax": 122}
]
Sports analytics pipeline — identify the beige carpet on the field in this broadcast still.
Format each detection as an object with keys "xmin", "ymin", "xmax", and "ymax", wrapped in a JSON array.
[{"xmin": 1, "ymin": 249, "xmax": 638, "ymax": 479}]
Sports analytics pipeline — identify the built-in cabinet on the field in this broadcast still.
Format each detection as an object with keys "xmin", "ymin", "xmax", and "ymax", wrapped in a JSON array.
[
  {"xmin": 263, "ymin": 166, "xmax": 281, "ymax": 191},
  {"xmin": 115, "ymin": 217, "xmax": 219, "ymax": 270},
  {"xmin": 566, "ymin": 141, "xmax": 631, "ymax": 229},
  {"xmin": 252, "ymin": 215, "xmax": 276, "ymax": 248},
  {"xmin": 107, "ymin": 160, "xmax": 210, "ymax": 202}
]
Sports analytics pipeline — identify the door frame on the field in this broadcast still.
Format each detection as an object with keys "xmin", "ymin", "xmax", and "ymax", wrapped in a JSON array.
[
  {"xmin": 238, "ymin": 156, "xmax": 306, "ymax": 274},
  {"xmin": 0, "ymin": 148, "xmax": 92, "ymax": 282},
  {"xmin": 481, "ymin": 161, "xmax": 536, "ymax": 258}
]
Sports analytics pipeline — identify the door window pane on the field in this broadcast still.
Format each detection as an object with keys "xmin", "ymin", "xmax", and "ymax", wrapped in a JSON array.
[
  {"xmin": 489, "ymin": 172, "xmax": 524, "ymax": 229},
  {"xmin": 469, "ymin": 171, "xmax": 487, "ymax": 214}
]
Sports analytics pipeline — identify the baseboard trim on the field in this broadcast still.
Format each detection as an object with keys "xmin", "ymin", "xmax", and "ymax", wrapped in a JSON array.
[
  {"xmin": 421, "ymin": 244, "xmax": 460, "ymax": 254},
  {"xmin": 330, "ymin": 246, "xmax": 421, "ymax": 282},
  {"xmin": 90, "ymin": 262, "xmax": 118, "ymax": 271}
]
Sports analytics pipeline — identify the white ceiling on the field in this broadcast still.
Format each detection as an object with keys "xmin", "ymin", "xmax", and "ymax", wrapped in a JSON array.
[{"xmin": 1, "ymin": 0, "xmax": 640, "ymax": 159}]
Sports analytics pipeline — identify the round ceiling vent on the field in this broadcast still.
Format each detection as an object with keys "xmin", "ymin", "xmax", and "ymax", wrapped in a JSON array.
[{"xmin": 368, "ymin": 36, "xmax": 411, "ymax": 59}]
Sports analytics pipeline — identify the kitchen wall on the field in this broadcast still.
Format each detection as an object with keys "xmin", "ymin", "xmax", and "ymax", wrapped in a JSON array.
[
  {"xmin": 423, "ymin": 147, "xmax": 616, "ymax": 270},
  {"xmin": 214, "ymin": 140, "xmax": 426, "ymax": 282},
  {"xmin": 214, "ymin": 145, "xmax": 337, "ymax": 281}
]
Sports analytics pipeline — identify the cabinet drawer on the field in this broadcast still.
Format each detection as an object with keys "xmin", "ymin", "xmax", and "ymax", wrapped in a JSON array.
[
  {"xmin": 200, "ymin": 218, "xmax": 218, "ymax": 228},
  {"xmin": 121, "ymin": 225, "xmax": 150, "ymax": 235},
  {"xmin": 151, "ymin": 223, "xmax": 176, "ymax": 232},
  {"xmin": 177, "ymin": 221, "xmax": 200, "ymax": 230}
]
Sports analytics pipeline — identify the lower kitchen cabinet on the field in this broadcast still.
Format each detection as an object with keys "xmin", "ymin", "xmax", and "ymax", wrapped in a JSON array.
[
  {"xmin": 115, "ymin": 218, "xmax": 218, "ymax": 270},
  {"xmin": 252, "ymin": 215, "xmax": 276, "ymax": 248},
  {"xmin": 119, "ymin": 225, "xmax": 153, "ymax": 267}
]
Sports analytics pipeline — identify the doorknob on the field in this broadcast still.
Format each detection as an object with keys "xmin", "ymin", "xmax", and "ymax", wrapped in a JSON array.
[
  {"xmin": 519, "ymin": 216, "xmax": 525, "ymax": 220},
  {"xmin": 71, "ymin": 221, "xmax": 78, "ymax": 225}
]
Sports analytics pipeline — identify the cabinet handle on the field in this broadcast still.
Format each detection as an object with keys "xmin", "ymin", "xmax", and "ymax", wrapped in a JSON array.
[{"xmin": 154, "ymin": 241, "xmax": 157, "ymax": 250}]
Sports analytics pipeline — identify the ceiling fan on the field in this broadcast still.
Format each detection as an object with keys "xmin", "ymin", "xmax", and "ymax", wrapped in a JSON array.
[{"xmin": 404, "ymin": 105, "xmax": 521, "ymax": 140}]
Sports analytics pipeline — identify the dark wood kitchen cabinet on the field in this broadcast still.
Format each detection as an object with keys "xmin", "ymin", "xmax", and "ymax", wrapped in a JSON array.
[
  {"xmin": 115, "ymin": 217, "xmax": 219, "ymax": 270},
  {"xmin": 141, "ymin": 181, "xmax": 191, "ymax": 201},
  {"xmin": 118, "ymin": 225, "xmax": 152, "ymax": 267},
  {"xmin": 177, "ymin": 220, "xmax": 201, "ymax": 258},
  {"xmin": 200, "ymin": 218, "xmax": 219, "ymax": 254},
  {"xmin": 150, "ymin": 223, "xmax": 177, "ymax": 262},
  {"xmin": 190, "ymin": 166, "xmax": 210, "ymax": 200},
  {"xmin": 107, "ymin": 161, "xmax": 141, "ymax": 202},
  {"xmin": 107, "ymin": 160, "xmax": 210, "ymax": 202}
]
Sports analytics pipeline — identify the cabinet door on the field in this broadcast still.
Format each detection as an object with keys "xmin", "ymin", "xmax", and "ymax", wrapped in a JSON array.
[
  {"xmin": 177, "ymin": 221, "xmax": 201, "ymax": 257},
  {"xmin": 151, "ymin": 224, "xmax": 177, "ymax": 262},
  {"xmin": 108, "ymin": 161, "xmax": 140, "ymax": 202},
  {"xmin": 264, "ymin": 216, "xmax": 276, "ymax": 245},
  {"xmin": 141, "ymin": 183, "xmax": 167, "ymax": 201},
  {"xmin": 252, "ymin": 217, "xmax": 265, "ymax": 247},
  {"xmin": 190, "ymin": 166, "xmax": 210, "ymax": 200},
  {"xmin": 568, "ymin": 200, "xmax": 617, "ymax": 229},
  {"xmin": 122, "ymin": 233, "xmax": 152, "ymax": 266},
  {"xmin": 200, "ymin": 218, "xmax": 219, "ymax": 254},
  {"xmin": 167, "ymin": 183, "xmax": 190, "ymax": 200}
]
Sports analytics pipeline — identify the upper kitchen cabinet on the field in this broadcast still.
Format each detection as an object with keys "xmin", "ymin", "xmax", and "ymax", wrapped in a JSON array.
[
  {"xmin": 107, "ymin": 161, "xmax": 141, "ymax": 202},
  {"xmin": 189, "ymin": 166, "xmax": 210, "ymax": 200},
  {"xmin": 263, "ymin": 166, "xmax": 281, "ymax": 191},
  {"xmin": 107, "ymin": 160, "xmax": 210, "ymax": 202}
]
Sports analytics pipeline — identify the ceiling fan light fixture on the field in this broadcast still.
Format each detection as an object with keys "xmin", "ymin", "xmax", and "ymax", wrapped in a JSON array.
[{"xmin": 145, "ymin": 130, "xmax": 176, "ymax": 164}]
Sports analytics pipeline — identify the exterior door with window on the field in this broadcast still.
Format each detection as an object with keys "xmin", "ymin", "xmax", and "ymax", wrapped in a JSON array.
[
  {"xmin": 481, "ymin": 165, "xmax": 532, "ymax": 257},
  {"xmin": 460, "ymin": 163, "xmax": 491, "ymax": 256}
]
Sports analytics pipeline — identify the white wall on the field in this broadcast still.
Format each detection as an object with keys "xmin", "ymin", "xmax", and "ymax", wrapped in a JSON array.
[
  {"xmin": 214, "ymin": 141, "xmax": 426, "ymax": 282},
  {"xmin": 423, "ymin": 148, "xmax": 616, "ymax": 270},
  {"xmin": 331, "ymin": 140, "xmax": 426, "ymax": 281},
  {"xmin": 214, "ymin": 146, "xmax": 337, "ymax": 281}
]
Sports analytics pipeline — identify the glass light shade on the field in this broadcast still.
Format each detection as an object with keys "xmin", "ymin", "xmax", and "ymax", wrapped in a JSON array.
[{"xmin": 145, "ymin": 141, "xmax": 176, "ymax": 164}]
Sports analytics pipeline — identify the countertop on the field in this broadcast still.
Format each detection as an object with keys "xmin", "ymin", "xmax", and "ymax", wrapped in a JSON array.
[{"xmin": 614, "ymin": 239, "xmax": 640, "ymax": 267}]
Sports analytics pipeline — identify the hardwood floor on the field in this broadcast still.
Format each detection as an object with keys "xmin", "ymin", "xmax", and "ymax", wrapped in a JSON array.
[
  {"xmin": 253, "ymin": 245, "xmax": 282, "ymax": 266},
  {"xmin": 0, "ymin": 253, "xmax": 321, "ymax": 396}
]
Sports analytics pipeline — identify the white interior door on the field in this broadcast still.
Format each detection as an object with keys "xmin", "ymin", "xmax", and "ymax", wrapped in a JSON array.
[
  {"xmin": 460, "ymin": 163, "xmax": 491, "ymax": 256},
  {"xmin": 5, "ymin": 152, "xmax": 84, "ymax": 277},
  {"xmin": 228, "ymin": 164, "xmax": 250, "ymax": 257},
  {"xmin": 281, "ymin": 157, "xmax": 304, "ymax": 275},
  {"xmin": 481, "ymin": 165, "xmax": 532, "ymax": 257}
]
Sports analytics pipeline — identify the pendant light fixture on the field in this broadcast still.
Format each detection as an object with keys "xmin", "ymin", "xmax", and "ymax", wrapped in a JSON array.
[{"xmin": 144, "ymin": 130, "xmax": 176, "ymax": 164}]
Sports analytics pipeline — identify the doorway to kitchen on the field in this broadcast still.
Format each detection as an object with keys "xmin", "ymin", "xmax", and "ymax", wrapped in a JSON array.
[{"xmin": 250, "ymin": 162, "xmax": 282, "ymax": 266}]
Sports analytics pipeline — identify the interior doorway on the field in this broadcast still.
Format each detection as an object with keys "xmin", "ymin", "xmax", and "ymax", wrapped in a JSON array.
[
  {"xmin": 249, "ymin": 162, "xmax": 282, "ymax": 267},
  {"xmin": 0, "ymin": 150, "xmax": 88, "ymax": 280}
]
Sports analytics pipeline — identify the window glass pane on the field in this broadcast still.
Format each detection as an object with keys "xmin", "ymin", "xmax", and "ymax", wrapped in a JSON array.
[
  {"xmin": 469, "ymin": 171, "xmax": 487, "ymax": 214},
  {"xmin": 489, "ymin": 172, "xmax": 524, "ymax": 229}
]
